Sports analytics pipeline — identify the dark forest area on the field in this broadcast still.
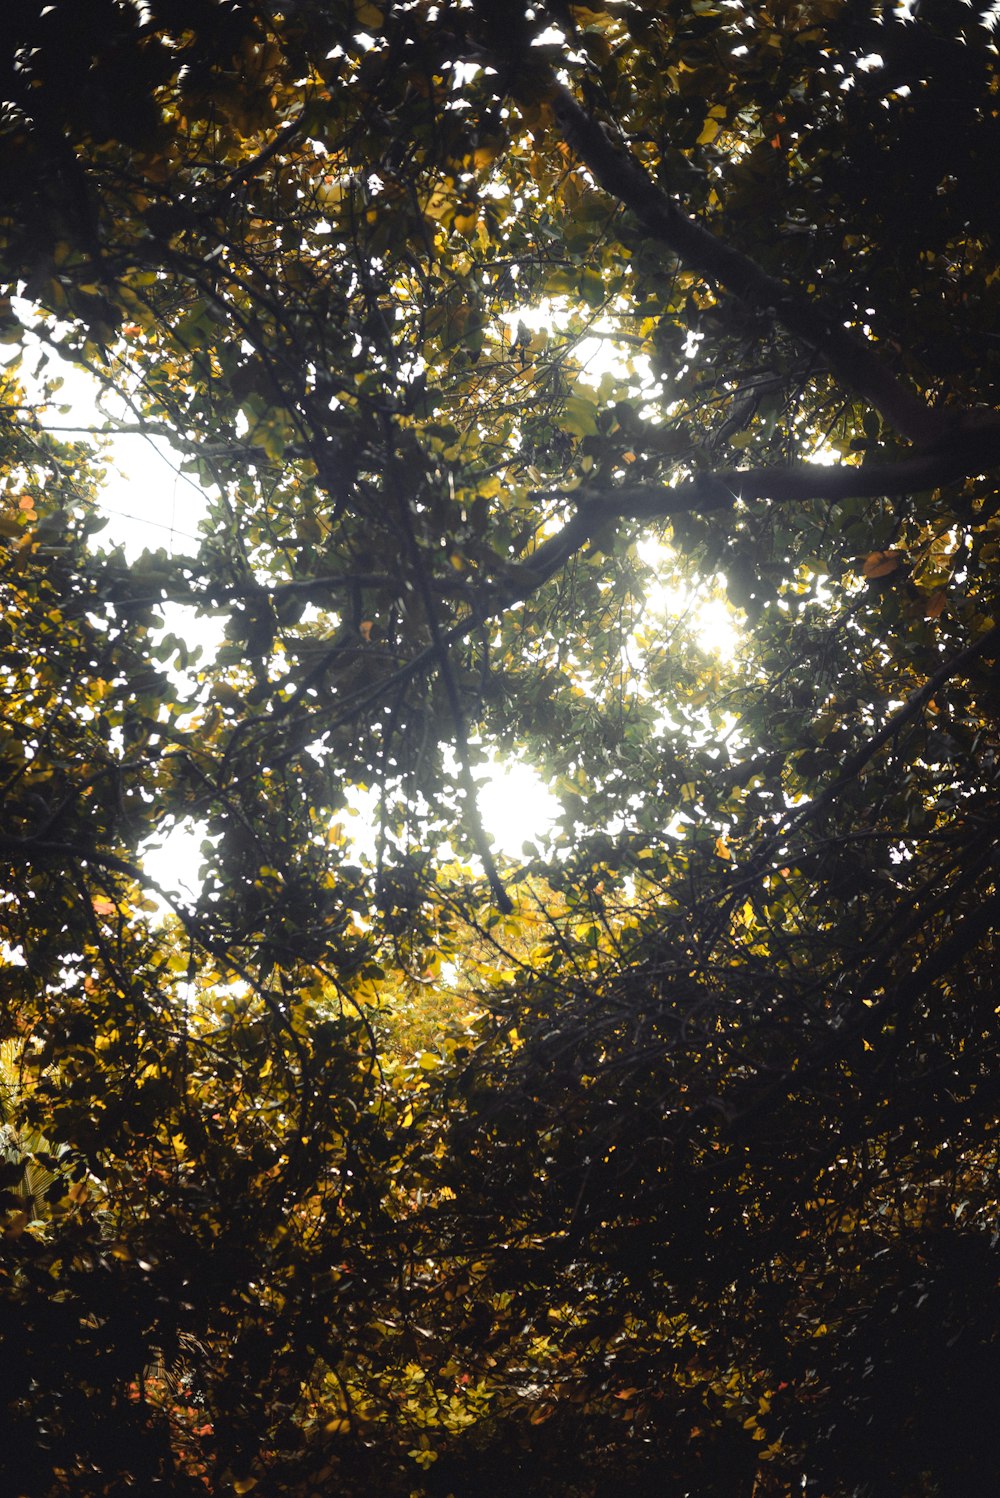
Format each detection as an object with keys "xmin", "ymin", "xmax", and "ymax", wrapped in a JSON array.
[{"xmin": 1, "ymin": 3, "xmax": 999, "ymax": 1494}]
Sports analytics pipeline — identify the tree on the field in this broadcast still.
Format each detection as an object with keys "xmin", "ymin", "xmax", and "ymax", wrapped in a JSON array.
[{"xmin": 1, "ymin": 2, "xmax": 999, "ymax": 1494}]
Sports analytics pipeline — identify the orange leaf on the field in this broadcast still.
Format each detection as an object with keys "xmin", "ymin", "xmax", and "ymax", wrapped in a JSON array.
[{"xmin": 862, "ymin": 549, "xmax": 904, "ymax": 579}]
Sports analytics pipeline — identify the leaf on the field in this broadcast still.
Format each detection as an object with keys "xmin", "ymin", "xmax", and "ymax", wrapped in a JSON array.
[
  {"xmin": 861, "ymin": 549, "xmax": 905, "ymax": 579},
  {"xmin": 562, "ymin": 394, "xmax": 599, "ymax": 438},
  {"xmin": 529, "ymin": 1403, "xmax": 556, "ymax": 1424},
  {"xmin": 3, "ymin": 1210, "xmax": 29, "ymax": 1238},
  {"xmin": 578, "ymin": 268, "xmax": 606, "ymax": 308}
]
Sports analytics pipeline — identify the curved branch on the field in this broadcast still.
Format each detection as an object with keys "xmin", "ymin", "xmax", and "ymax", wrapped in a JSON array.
[
  {"xmin": 266, "ymin": 432, "xmax": 1000, "ymax": 751},
  {"xmin": 530, "ymin": 426, "xmax": 1000, "ymax": 565}
]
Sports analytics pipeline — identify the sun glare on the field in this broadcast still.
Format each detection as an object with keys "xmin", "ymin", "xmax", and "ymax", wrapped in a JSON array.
[
  {"xmin": 638, "ymin": 541, "xmax": 741, "ymax": 660},
  {"xmin": 477, "ymin": 760, "xmax": 560, "ymax": 858},
  {"xmin": 14, "ymin": 319, "xmax": 209, "ymax": 558}
]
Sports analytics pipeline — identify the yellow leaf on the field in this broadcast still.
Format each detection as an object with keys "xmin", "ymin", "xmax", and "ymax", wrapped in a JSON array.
[
  {"xmin": 714, "ymin": 836, "xmax": 731, "ymax": 860},
  {"xmin": 296, "ymin": 511, "xmax": 323, "ymax": 542},
  {"xmin": 697, "ymin": 118, "xmax": 722, "ymax": 146},
  {"xmin": 561, "ymin": 394, "xmax": 599, "ymax": 439},
  {"xmin": 578, "ymin": 268, "xmax": 605, "ymax": 308}
]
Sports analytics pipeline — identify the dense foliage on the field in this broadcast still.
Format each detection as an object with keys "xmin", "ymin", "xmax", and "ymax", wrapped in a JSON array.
[{"xmin": 2, "ymin": 2, "xmax": 999, "ymax": 1494}]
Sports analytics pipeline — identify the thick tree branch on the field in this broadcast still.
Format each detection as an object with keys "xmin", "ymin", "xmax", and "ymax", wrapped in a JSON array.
[
  {"xmin": 263, "ymin": 433, "xmax": 1000, "ymax": 753},
  {"xmin": 89, "ymin": 421, "xmax": 1000, "ymax": 632},
  {"xmin": 527, "ymin": 431, "xmax": 1000, "ymax": 576},
  {"xmin": 547, "ymin": 82, "xmax": 954, "ymax": 447},
  {"xmin": 115, "ymin": 424, "xmax": 1000, "ymax": 794}
]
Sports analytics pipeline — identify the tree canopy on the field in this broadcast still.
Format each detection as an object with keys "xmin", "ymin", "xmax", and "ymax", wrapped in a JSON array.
[{"xmin": 2, "ymin": 2, "xmax": 999, "ymax": 1494}]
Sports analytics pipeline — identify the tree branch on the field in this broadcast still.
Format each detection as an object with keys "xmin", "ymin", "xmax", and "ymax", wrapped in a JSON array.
[
  {"xmin": 701, "ymin": 619, "xmax": 1000, "ymax": 962},
  {"xmin": 789, "ymin": 620, "xmax": 1000, "ymax": 835},
  {"xmin": 383, "ymin": 422, "xmax": 513, "ymax": 913},
  {"xmin": 531, "ymin": 427, "xmax": 1000, "ymax": 557},
  {"xmin": 547, "ymin": 81, "xmax": 954, "ymax": 447},
  {"xmin": 218, "ymin": 105, "xmax": 311, "ymax": 197},
  {"xmin": 265, "ymin": 432, "xmax": 999, "ymax": 752}
]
